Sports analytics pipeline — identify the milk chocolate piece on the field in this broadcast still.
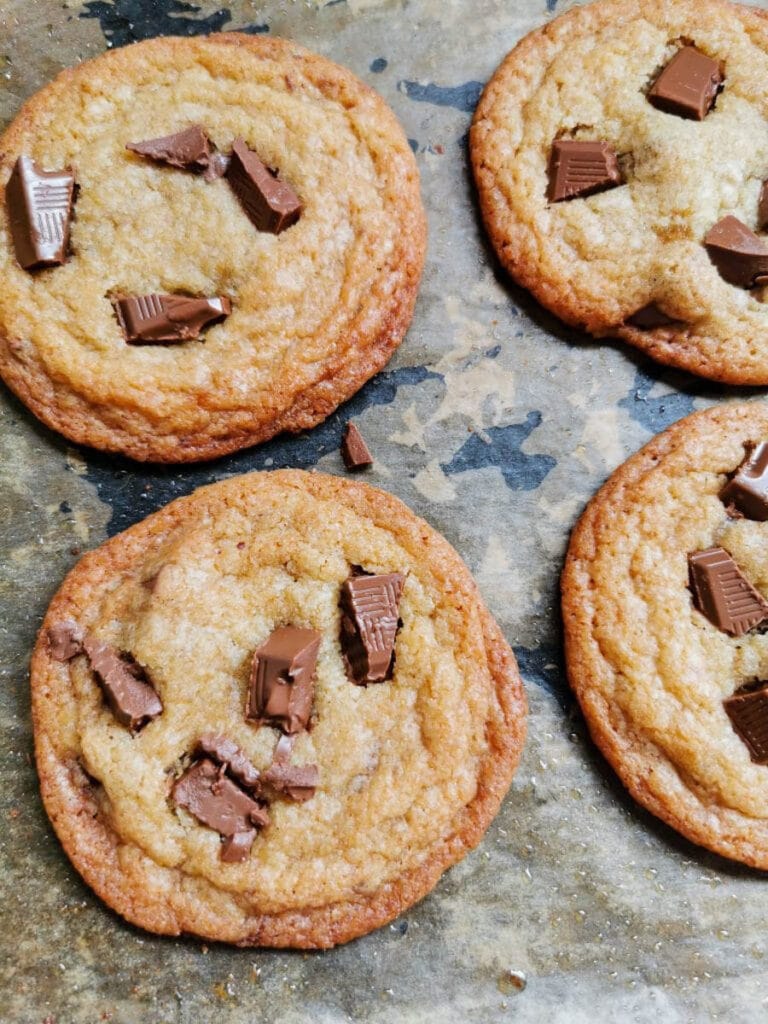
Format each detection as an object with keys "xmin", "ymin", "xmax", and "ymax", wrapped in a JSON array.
[
  {"xmin": 759, "ymin": 182, "xmax": 768, "ymax": 232},
  {"xmin": 721, "ymin": 443, "xmax": 768, "ymax": 521},
  {"xmin": 247, "ymin": 626, "xmax": 321, "ymax": 734},
  {"xmin": 126, "ymin": 125, "xmax": 229, "ymax": 182},
  {"xmin": 626, "ymin": 303, "xmax": 679, "ymax": 329},
  {"xmin": 173, "ymin": 758, "xmax": 269, "ymax": 862},
  {"xmin": 340, "ymin": 571, "xmax": 405, "ymax": 684},
  {"xmin": 82, "ymin": 635, "xmax": 163, "ymax": 730},
  {"xmin": 703, "ymin": 216, "xmax": 768, "ymax": 288},
  {"xmin": 198, "ymin": 733, "xmax": 261, "ymax": 791},
  {"xmin": 226, "ymin": 138, "xmax": 302, "ymax": 234},
  {"xmin": 648, "ymin": 46, "xmax": 723, "ymax": 120},
  {"xmin": 341, "ymin": 422, "xmax": 373, "ymax": 471},
  {"xmin": 262, "ymin": 761, "xmax": 319, "ymax": 802},
  {"xmin": 724, "ymin": 683, "xmax": 768, "ymax": 763},
  {"xmin": 689, "ymin": 547, "xmax": 768, "ymax": 637},
  {"xmin": 48, "ymin": 620, "xmax": 84, "ymax": 661},
  {"xmin": 6, "ymin": 156, "xmax": 75, "ymax": 269},
  {"xmin": 114, "ymin": 294, "xmax": 231, "ymax": 344},
  {"xmin": 547, "ymin": 140, "xmax": 621, "ymax": 203}
]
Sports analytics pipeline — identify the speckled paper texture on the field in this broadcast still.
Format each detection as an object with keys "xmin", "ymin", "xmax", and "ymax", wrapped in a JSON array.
[{"xmin": 1, "ymin": 1, "xmax": 766, "ymax": 1022}]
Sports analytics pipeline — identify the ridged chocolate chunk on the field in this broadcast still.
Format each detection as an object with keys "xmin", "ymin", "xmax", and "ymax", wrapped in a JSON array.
[
  {"xmin": 703, "ymin": 216, "xmax": 768, "ymax": 288},
  {"xmin": 724, "ymin": 684, "xmax": 768, "ymax": 764},
  {"xmin": 113, "ymin": 293, "xmax": 231, "ymax": 344},
  {"xmin": 246, "ymin": 626, "xmax": 321, "ymax": 735},
  {"xmin": 648, "ymin": 46, "xmax": 723, "ymax": 121},
  {"xmin": 689, "ymin": 547, "xmax": 768, "ymax": 637},
  {"xmin": 6, "ymin": 156, "xmax": 75, "ymax": 269},
  {"xmin": 198, "ymin": 733, "xmax": 261, "ymax": 791},
  {"xmin": 341, "ymin": 422, "xmax": 373, "ymax": 471},
  {"xmin": 226, "ymin": 138, "xmax": 302, "ymax": 234},
  {"xmin": 547, "ymin": 140, "xmax": 621, "ymax": 203},
  {"xmin": 721, "ymin": 443, "xmax": 768, "ymax": 521},
  {"xmin": 127, "ymin": 125, "xmax": 227, "ymax": 181},
  {"xmin": 626, "ymin": 303, "xmax": 680, "ymax": 329},
  {"xmin": 82, "ymin": 635, "xmax": 162, "ymax": 730},
  {"xmin": 340, "ymin": 571, "xmax": 405, "ymax": 685},
  {"xmin": 47, "ymin": 620, "xmax": 84, "ymax": 661},
  {"xmin": 172, "ymin": 758, "xmax": 269, "ymax": 863}
]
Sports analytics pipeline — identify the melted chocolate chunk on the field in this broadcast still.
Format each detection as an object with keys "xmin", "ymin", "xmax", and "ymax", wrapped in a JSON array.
[
  {"xmin": 127, "ymin": 125, "xmax": 228, "ymax": 182},
  {"xmin": 759, "ymin": 182, "xmax": 768, "ymax": 233},
  {"xmin": 341, "ymin": 422, "xmax": 373, "ymax": 471},
  {"xmin": 703, "ymin": 216, "xmax": 768, "ymax": 288},
  {"xmin": 47, "ymin": 620, "xmax": 84, "ymax": 661},
  {"xmin": 689, "ymin": 547, "xmax": 768, "ymax": 637},
  {"xmin": 247, "ymin": 626, "xmax": 321, "ymax": 734},
  {"xmin": 648, "ymin": 46, "xmax": 723, "ymax": 120},
  {"xmin": 724, "ymin": 683, "xmax": 768, "ymax": 763},
  {"xmin": 547, "ymin": 140, "xmax": 621, "ymax": 203},
  {"xmin": 198, "ymin": 733, "xmax": 261, "ymax": 791},
  {"xmin": 226, "ymin": 138, "xmax": 302, "ymax": 234},
  {"xmin": 82, "ymin": 635, "xmax": 163, "ymax": 730},
  {"xmin": 626, "ymin": 303, "xmax": 680, "ymax": 329},
  {"xmin": 6, "ymin": 156, "xmax": 76, "ymax": 270},
  {"xmin": 113, "ymin": 294, "xmax": 230, "ymax": 344},
  {"xmin": 721, "ymin": 443, "xmax": 768, "ymax": 521},
  {"xmin": 221, "ymin": 829, "xmax": 258, "ymax": 862},
  {"xmin": 262, "ymin": 762, "xmax": 319, "ymax": 802},
  {"xmin": 340, "ymin": 571, "xmax": 405, "ymax": 685},
  {"xmin": 173, "ymin": 758, "xmax": 269, "ymax": 862}
]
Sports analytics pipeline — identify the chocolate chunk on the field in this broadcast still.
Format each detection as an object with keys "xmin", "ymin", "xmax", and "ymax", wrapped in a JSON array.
[
  {"xmin": 724, "ymin": 683, "xmax": 768, "ymax": 763},
  {"xmin": 547, "ymin": 140, "xmax": 621, "ymax": 203},
  {"xmin": 341, "ymin": 422, "xmax": 373, "ymax": 471},
  {"xmin": 113, "ymin": 294, "xmax": 231, "ymax": 344},
  {"xmin": 82, "ymin": 635, "xmax": 163, "ymax": 730},
  {"xmin": 721, "ymin": 443, "xmax": 768, "ymax": 521},
  {"xmin": 262, "ymin": 761, "xmax": 319, "ymax": 802},
  {"xmin": 340, "ymin": 572, "xmax": 405, "ymax": 685},
  {"xmin": 6, "ymin": 156, "xmax": 75, "ymax": 270},
  {"xmin": 689, "ymin": 547, "xmax": 768, "ymax": 637},
  {"xmin": 246, "ymin": 626, "xmax": 321, "ymax": 734},
  {"xmin": 226, "ymin": 138, "xmax": 302, "ymax": 234},
  {"xmin": 47, "ymin": 620, "xmax": 84, "ymax": 661},
  {"xmin": 626, "ymin": 303, "xmax": 680, "ymax": 329},
  {"xmin": 126, "ymin": 125, "xmax": 228, "ymax": 181},
  {"xmin": 198, "ymin": 733, "xmax": 261, "ymax": 791},
  {"xmin": 221, "ymin": 829, "xmax": 258, "ymax": 862},
  {"xmin": 703, "ymin": 216, "xmax": 768, "ymax": 288},
  {"xmin": 759, "ymin": 182, "xmax": 768, "ymax": 233},
  {"xmin": 173, "ymin": 758, "xmax": 269, "ymax": 862},
  {"xmin": 648, "ymin": 46, "xmax": 723, "ymax": 120}
]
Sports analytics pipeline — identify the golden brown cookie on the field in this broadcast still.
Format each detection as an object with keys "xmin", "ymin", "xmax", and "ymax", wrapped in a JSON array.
[
  {"xmin": 471, "ymin": 0, "xmax": 768, "ymax": 385},
  {"xmin": 0, "ymin": 34, "xmax": 426, "ymax": 461},
  {"xmin": 31, "ymin": 470, "xmax": 526, "ymax": 947},
  {"xmin": 562, "ymin": 402, "xmax": 768, "ymax": 867}
]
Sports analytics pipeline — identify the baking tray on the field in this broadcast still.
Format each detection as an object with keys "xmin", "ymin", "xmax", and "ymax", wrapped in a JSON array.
[{"xmin": 1, "ymin": 0, "xmax": 764, "ymax": 1021}]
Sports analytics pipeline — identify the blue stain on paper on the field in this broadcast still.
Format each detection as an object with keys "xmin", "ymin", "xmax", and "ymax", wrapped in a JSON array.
[
  {"xmin": 618, "ymin": 368, "xmax": 701, "ymax": 434},
  {"xmin": 80, "ymin": 0, "xmax": 268, "ymax": 46},
  {"xmin": 398, "ymin": 80, "xmax": 483, "ymax": 114},
  {"xmin": 514, "ymin": 642, "xmax": 571, "ymax": 707},
  {"xmin": 442, "ymin": 411, "xmax": 556, "ymax": 492},
  {"xmin": 370, "ymin": 58, "xmax": 388, "ymax": 73},
  {"xmin": 83, "ymin": 364, "xmax": 441, "ymax": 536}
]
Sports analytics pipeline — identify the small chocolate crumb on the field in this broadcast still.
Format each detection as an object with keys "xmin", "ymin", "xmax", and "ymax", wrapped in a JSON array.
[
  {"xmin": 648, "ymin": 46, "xmax": 723, "ymax": 120},
  {"xmin": 113, "ymin": 294, "xmax": 230, "ymax": 344},
  {"xmin": 6, "ymin": 156, "xmax": 76, "ymax": 270},
  {"xmin": 759, "ymin": 182, "xmax": 768, "ymax": 233},
  {"xmin": 547, "ymin": 140, "xmax": 621, "ymax": 203},
  {"xmin": 689, "ymin": 547, "xmax": 768, "ymax": 637},
  {"xmin": 246, "ymin": 626, "xmax": 321, "ymax": 734},
  {"xmin": 340, "ymin": 571, "xmax": 405, "ymax": 684},
  {"xmin": 703, "ymin": 216, "xmax": 768, "ymax": 288},
  {"xmin": 341, "ymin": 422, "xmax": 373, "ymax": 471},
  {"xmin": 721, "ymin": 442, "xmax": 768, "ymax": 521},
  {"xmin": 226, "ymin": 138, "xmax": 302, "ymax": 234}
]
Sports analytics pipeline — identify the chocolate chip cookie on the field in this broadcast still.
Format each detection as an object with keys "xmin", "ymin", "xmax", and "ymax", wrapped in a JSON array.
[
  {"xmin": 471, "ymin": 0, "xmax": 768, "ymax": 384},
  {"xmin": 32, "ymin": 470, "xmax": 526, "ymax": 947},
  {"xmin": 0, "ymin": 34, "xmax": 426, "ymax": 461},
  {"xmin": 563, "ymin": 402, "xmax": 768, "ymax": 866}
]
